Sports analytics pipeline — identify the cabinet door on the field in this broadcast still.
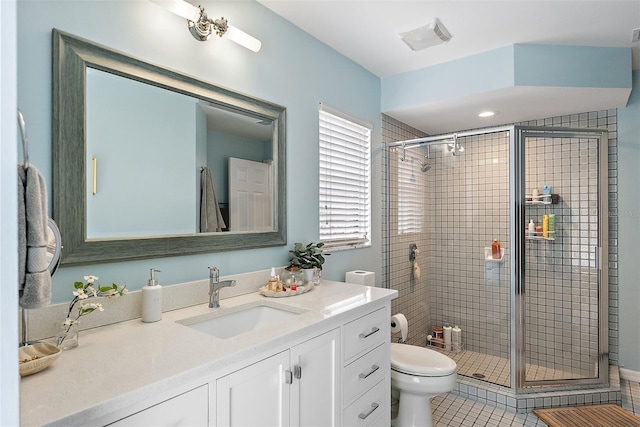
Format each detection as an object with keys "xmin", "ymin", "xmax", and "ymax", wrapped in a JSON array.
[
  {"xmin": 216, "ymin": 350, "xmax": 290, "ymax": 427},
  {"xmin": 290, "ymin": 328, "xmax": 340, "ymax": 427}
]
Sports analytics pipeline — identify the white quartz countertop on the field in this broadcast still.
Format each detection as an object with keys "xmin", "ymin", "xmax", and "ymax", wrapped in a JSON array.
[{"xmin": 20, "ymin": 280, "xmax": 397, "ymax": 426}]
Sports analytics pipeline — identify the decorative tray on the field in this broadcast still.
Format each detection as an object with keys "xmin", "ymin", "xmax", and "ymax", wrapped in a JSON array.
[
  {"xmin": 19, "ymin": 342, "xmax": 61, "ymax": 377},
  {"xmin": 258, "ymin": 284, "xmax": 313, "ymax": 298}
]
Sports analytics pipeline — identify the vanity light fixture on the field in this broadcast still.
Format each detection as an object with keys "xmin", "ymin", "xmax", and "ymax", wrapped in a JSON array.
[{"xmin": 151, "ymin": 0, "xmax": 262, "ymax": 52}]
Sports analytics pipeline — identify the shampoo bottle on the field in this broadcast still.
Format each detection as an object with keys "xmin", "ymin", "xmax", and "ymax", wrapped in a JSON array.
[
  {"xmin": 528, "ymin": 219, "xmax": 535, "ymax": 236},
  {"xmin": 491, "ymin": 239, "xmax": 501, "ymax": 259},
  {"xmin": 142, "ymin": 268, "xmax": 162, "ymax": 323},
  {"xmin": 542, "ymin": 214, "xmax": 549, "ymax": 238}
]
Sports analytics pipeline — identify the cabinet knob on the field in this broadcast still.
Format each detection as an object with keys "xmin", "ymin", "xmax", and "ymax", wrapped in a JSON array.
[
  {"xmin": 358, "ymin": 402, "xmax": 379, "ymax": 420},
  {"xmin": 285, "ymin": 370, "xmax": 293, "ymax": 384}
]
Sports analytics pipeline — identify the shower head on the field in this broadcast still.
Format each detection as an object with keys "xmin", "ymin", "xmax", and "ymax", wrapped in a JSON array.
[{"xmin": 419, "ymin": 146, "xmax": 431, "ymax": 172}]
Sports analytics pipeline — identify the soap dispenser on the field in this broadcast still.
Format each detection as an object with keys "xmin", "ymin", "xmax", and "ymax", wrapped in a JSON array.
[{"xmin": 142, "ymin": 268, "xmax": 162, "ymax": 323}]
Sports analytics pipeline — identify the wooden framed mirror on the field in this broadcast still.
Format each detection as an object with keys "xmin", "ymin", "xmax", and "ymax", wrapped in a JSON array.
[{"xmin": 52, "ymin": 29, "xmax": 286, "ymax": 265}]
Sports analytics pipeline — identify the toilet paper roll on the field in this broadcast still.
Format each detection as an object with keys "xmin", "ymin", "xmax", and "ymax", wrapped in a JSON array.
[
  {"xmin": 391, "ymin": 313, "xmax": 408, "ymax": 343},
  {"xmin": 443, "ymin": 325, "xmax": 452, "ymax": 351},
  {"xmin": 345, "ymin": 270, "xmax": 375, "ymax": 286}
]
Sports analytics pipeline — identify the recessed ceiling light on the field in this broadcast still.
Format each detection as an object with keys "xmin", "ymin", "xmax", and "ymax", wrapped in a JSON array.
[{"xmin": 478, "ymin": 111, "xmax": 497, "ymax": 118}]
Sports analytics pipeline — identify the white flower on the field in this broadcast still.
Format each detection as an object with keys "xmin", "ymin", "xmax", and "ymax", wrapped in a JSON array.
[
  {"xmin": 84, "ymin": 275, "xmax": 99, "ymax": 283},
  {"xmin": 73, "ymin": 289, "xmax": 88, "ymax": 299},
  {"xmin": 87, "ymin": 286, "xmax": 98, "ymax": 297},
  {"xmin": 93, "ymin": 303, "xmax": 104, "ymax": 312},
  {"xmin": 63, "ymin": 318, "xmax": 76, "ymax": 325}
]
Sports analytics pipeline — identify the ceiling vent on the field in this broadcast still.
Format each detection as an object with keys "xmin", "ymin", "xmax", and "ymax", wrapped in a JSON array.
[
  {"xmin": 400, "ymin": 18, "xmax": 452, "ymax": 51},
  {"xmin": 633, "ymin": 28, "xmax": 640, "ymax": 43}
]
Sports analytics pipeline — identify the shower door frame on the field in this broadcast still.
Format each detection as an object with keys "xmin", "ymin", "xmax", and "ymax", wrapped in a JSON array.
[{"xmin": 511, "ymin": 125, "xmax": 610, "ymax": 392}]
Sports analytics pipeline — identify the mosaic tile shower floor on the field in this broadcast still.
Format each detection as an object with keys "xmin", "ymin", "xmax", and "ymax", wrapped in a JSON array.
[
  {"xmin": 431, "ymin": 378, "xmax": 640, "ymax": 426},
  {"xmin": 434, "ymin": 348, "xmax": 582, "ymax": 388}
]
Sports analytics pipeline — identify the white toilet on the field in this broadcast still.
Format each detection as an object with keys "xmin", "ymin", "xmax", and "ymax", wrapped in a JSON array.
[{"xmin": 390, "ymin": 343, "xmax": 457, "ymax": 427}]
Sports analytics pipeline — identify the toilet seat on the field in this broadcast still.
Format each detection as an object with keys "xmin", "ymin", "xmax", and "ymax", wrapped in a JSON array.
[{"xmin": 390, "ymin": 343, "xmax": 457, "ymax": 377}]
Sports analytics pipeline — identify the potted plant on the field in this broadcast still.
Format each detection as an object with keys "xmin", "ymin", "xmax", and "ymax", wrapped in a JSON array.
[{"xmin": 289, "ymin": 242, "xmax": 329, "ymax": 284}]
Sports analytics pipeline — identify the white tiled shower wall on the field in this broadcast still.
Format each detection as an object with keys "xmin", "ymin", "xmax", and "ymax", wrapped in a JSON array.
[{"xmin": 382, "ymin": 110, "xmax": 619, "ymax": 384}]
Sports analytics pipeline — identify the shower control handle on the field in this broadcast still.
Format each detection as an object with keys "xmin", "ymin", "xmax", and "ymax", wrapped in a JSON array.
[{"xmin": 409, "ymin": 243, "xmax": 418, "ymax": 261}]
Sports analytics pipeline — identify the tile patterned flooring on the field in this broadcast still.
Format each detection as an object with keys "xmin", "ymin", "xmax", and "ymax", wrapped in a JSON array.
[
  {"xmin": 436, "ymin": 348, "xmax": 588, "ymax": 388},
  {"xmin": 431, "ymin": 378, "xmax": 640, "ymax": 426}
]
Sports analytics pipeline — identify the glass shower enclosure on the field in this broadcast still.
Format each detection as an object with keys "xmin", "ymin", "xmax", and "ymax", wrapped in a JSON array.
[{"xmin": 383, "ymin": 124, "xmax": 609, "ymax": 392}]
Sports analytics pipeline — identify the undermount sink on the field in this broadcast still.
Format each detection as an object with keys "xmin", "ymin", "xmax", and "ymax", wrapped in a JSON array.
[{"xmin": 177, "ymin": 301, "xmax": 306, "ymax": 339}]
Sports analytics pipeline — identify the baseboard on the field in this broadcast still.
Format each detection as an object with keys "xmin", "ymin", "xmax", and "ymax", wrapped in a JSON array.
[{"xmin": 619, "ymin": 367, "xmax": 640, "ymax": 383}]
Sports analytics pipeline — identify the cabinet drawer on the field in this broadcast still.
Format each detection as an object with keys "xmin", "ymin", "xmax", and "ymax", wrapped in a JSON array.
[
  {"xmin": 343, "ymin": 379, "xmax": 388, "ymax": 427},
  {"xmin": 343, "ymin": 308, "xmax": 387, "ymax": 361},
  {"xmin": 343, "ymin": 343, "xmax": 387, "ymax": 405}
]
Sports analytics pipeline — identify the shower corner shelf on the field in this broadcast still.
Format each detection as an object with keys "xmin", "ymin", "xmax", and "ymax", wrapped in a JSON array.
[
  {"xmin": 525, "ymin": 232, "xmax": 556, "ymax": 241},
  {"xmin": 484, "ymin": 247, "xmax": 505, "ymax": 262},
  {"xmin": 525, "ymin": 194, "xmax": 559, "ymax": 205}
]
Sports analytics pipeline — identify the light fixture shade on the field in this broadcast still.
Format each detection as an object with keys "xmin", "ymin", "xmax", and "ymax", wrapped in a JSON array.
[
  {"xmin": 226, "ymin": 24, "xmax": 262, "ymax": 52},
  {"xmin": 150, "ymin": 0, "xmax": 262, "ymax": 52},
  {"xmin": 400, "ymin": 18, "xmax": 452, "ymax": 51},
  {"xmin": 150, "ymin": 0, "xmax": 199, "ymax": 22}
]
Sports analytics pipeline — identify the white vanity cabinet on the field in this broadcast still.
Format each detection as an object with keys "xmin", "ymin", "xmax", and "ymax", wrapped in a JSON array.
[
  {"xmin": 20, "ymin": 281, "xmax": 397, "ymax": 427},
  {"xmin": 216, "ymin": 328, "xmax": 340, "ymax": 427},
  {"xmin": 341, "ymin": 307, "xmax": 390, "ymax": 426},
  {"xmin": 104, "ymin": 384, "xmax": 209, "ymax": 426}
]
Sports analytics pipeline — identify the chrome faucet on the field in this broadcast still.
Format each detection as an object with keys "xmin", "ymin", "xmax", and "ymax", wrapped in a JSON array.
[{"xmin": 208, "ymin": 266, "xmax": 236, "ymax": 308}]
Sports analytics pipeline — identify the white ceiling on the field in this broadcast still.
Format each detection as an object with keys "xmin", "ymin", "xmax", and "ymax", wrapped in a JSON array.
[{"xmin": 257, "ymin": 0, "xmax": 640, "ymax": 134}]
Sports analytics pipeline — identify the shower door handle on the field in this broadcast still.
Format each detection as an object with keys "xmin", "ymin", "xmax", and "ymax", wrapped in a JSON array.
[{"xmin": 595, "ymin": 246, "xmax": 602, "ymax": 270}]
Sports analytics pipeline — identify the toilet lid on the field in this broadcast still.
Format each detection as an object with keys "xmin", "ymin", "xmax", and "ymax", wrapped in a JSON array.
[{"xmin": 390, "ymin": 343, "xmax": 457, "ymax": 377}]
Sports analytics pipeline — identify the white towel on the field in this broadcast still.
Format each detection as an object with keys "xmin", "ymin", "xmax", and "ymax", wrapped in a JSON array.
[
  {"xmin": 200, "ymin": 167, "xmax": 226, "ymax": 232},
  {"xmin": 18, "ymin": 164, "xmax": 51, "ymax": 309}
]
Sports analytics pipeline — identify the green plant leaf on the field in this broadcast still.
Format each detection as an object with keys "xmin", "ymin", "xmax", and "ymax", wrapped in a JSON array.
[{"xmin": 74, "ymin": 281, "xmax": 84, "ymax": 289}]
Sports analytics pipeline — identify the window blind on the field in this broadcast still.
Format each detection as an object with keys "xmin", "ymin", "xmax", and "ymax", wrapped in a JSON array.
[
  {"xmin": 319, "ymin": 106, "xmax": 371, "ymax": 249},
  {"xmin": 397, "ymin": 153, "xmax": 424, "ymax": 234}
]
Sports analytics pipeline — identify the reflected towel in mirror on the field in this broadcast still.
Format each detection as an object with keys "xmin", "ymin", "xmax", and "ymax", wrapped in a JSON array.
[{"xmin": 200, "ymin": 167, "xmax": 226, "ymax": 232}]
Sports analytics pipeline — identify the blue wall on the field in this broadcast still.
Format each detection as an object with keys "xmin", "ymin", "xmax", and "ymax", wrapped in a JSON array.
[
  {"xmin": 382, "ymin": 44, "xmax": 632, "ymax": 113},
  {"xmin": 617, "ymin": 70, "xmax": 640, "ymax": 372},
  {"xmin": 17, "ymin": 0, "xmax": 382, "ymax": 300}
]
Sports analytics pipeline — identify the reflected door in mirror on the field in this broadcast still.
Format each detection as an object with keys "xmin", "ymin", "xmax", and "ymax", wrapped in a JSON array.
[{"xmin": 229, "ymin": 158, "xmax": 273, "ymax": 232}]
